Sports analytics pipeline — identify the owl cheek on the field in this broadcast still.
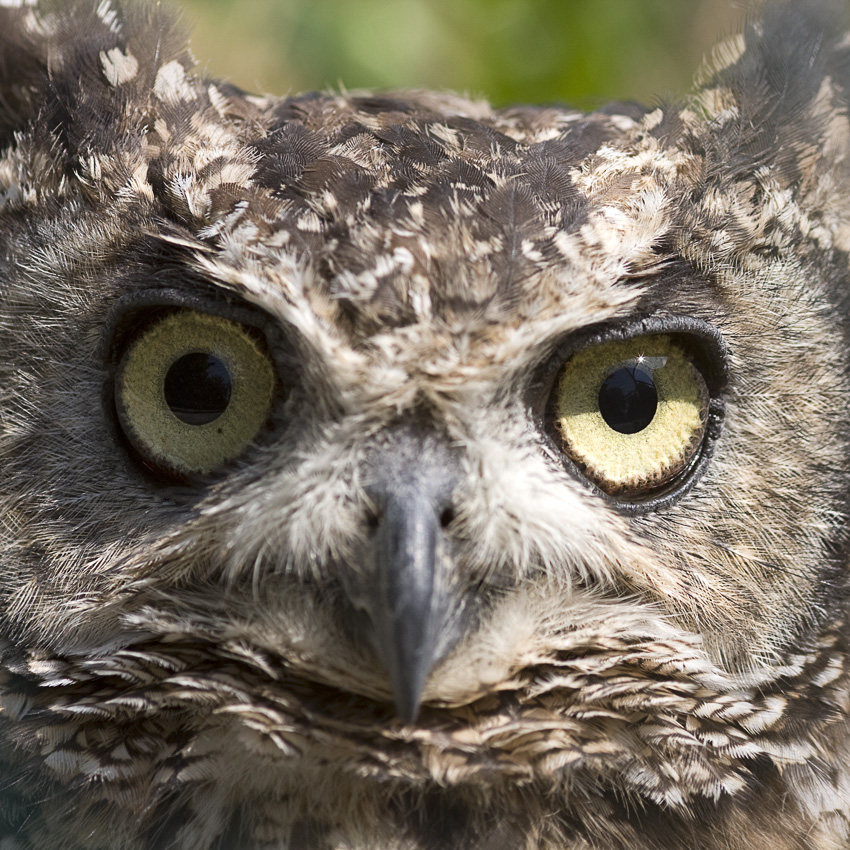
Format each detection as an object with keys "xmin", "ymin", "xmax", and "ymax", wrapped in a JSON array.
[{"xmin": 343, "ymin": 424, "xmax": 465, "ymax": 723}]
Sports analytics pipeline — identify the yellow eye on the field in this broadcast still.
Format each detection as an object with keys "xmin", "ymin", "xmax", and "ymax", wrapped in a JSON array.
[
  {"xmin": 552, "ymin": 334, "xmax": 709, "ymax": 497},
  {"xmin": 115, "ymin": 310, "xmax": 276, "ymax": 477}
]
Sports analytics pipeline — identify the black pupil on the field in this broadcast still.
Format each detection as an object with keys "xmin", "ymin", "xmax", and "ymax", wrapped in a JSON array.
[
  {"xmin": 598, "ymin": 364, "xmax": 658, "ymax": 434},
  {"xmin": 164, "ymin": 352, "xmax": 233, "ymax": 426}
]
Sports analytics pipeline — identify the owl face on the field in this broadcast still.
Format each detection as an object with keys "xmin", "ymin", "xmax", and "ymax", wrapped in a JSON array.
[{"xmin": 1, "ymin": 2, "xmax": 849, "ymax": 849}]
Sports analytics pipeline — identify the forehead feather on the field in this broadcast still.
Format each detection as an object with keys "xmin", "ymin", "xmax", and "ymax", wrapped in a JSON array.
[{"xmin": 152, "ymin": 93, "xmax": 674, "ymax": 340}]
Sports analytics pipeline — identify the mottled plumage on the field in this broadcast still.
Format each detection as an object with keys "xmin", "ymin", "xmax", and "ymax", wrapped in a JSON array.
[{"xmin": 0, "ymin": 1, "xmax": 849, "ymax": 848}]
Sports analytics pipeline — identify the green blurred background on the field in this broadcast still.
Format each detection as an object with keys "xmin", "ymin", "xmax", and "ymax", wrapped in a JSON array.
[{"xmin": 179, "ymin": 0, "xmax": 740, "ymax": 108}]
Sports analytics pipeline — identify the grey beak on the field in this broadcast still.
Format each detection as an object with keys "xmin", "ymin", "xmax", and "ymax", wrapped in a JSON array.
[{"xmin": 364, "ymin": 429, "xmax": 460, "ymax": 723}]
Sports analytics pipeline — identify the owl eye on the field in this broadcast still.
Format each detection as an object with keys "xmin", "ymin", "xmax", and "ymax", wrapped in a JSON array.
[
  {"xmin": 114, "ymin": 309, "xmax": 276, "ymax": 477},
  {"xmin": 552, "ymin": 334, "xmax": 709, "ymax": 497}
]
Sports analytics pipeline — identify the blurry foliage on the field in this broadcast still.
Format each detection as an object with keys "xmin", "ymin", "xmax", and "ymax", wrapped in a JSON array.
[{"xmin": 180, "ymin": 0, "xmax": 741, "ymax": 108}]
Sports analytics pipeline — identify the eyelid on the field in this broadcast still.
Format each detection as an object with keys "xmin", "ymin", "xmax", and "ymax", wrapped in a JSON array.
[
  {"xmin": 101, "ymin": 289, "xmax": 281, "ymax": 366},
  {"xmin": 539, "ymin": 315, "xmax": 729, "ymax": 398}
]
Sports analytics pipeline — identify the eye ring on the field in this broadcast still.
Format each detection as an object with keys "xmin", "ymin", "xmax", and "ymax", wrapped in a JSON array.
[
  {"xmin": 553, "ymin": 334, "xmax": 708, "ymax": 496},
  {"xmin": 114, "ymin": 308, "xmax": 277, "ymax": 479},
  {"xmin": 541, "ymin": 316, "xmax": 727, "ymax": 511}
]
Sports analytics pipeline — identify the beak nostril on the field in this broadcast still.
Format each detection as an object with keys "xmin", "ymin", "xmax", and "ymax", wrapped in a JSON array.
[{"xmin": 366, "ymin": 509, "xmax": 382, "ymax": 535}]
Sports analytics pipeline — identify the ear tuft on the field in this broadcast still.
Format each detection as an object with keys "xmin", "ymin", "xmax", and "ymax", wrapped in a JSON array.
[
  {"xmin": 698, "ymin": 0, "xmax": 849, "ymax": 116},
  {"xmin": 0, "ymin": 0, "xmax": 192, "ymax": 150},
  {"xmin": 690, "ymin": 0, "xmax": 850, "ymax": 217}
]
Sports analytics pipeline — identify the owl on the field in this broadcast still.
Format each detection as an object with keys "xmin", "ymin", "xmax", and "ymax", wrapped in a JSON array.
[{"xmin": 0, "ymin": 0, "xmax": 848, "ymax": 848}]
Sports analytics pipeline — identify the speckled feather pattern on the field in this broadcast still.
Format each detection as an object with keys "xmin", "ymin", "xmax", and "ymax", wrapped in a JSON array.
[{"xmin": 0, "ymin": 1, "xmax": 849, "ymax": 848}]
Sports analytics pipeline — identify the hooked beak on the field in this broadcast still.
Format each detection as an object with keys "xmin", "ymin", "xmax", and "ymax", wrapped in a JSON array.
[{"xmin": 359, "ymin": 428, "xmax": 464, "ymax": 722}]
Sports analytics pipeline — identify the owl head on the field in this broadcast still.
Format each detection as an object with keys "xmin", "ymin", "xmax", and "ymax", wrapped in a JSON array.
[{"xmin": 0, "ymin": 2, "xmax": 848, "ymax": 848}]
